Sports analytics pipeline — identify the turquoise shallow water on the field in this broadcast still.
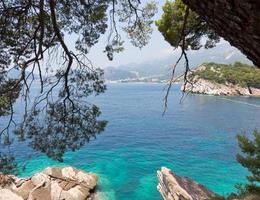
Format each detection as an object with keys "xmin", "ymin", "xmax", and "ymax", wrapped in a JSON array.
[{"xmin": 7, "ymin": 83, "xmax": 260, "ymax": 199}]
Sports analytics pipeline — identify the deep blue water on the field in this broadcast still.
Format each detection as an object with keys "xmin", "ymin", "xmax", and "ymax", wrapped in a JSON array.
[{"xmin": 5, "ymin": 83, "xmax": 260, "ymax": 200}]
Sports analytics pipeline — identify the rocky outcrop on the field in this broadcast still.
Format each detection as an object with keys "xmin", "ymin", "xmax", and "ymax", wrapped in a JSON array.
[
  {"xmin": 157, "ymin": 167, "xmax": 220, "ymax": 200},
  {"xmin": 0, "ymin": 167, "xmax": 97, "ymax": 200},
  {"xmin": 182, "ymin": 0, "xmax": 260, "ymax": 68},
  {"xmin": 182, "ymin": 77, "xmax": 260, "ymax": 96},
  {"xmin": 181, "ymin": 63, "xmax": 260, "ymax": 96}
]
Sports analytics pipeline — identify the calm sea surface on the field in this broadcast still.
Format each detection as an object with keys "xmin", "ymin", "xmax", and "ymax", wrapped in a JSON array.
[{"xmin": 8, "ymin": 83, "xmax": 260, "ymax": 200}]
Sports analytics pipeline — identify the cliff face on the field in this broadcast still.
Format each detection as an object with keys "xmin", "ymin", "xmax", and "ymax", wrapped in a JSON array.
[
  {"xmin": 157, "ymin": 167, "xmax": 220, "ymax": 200},
  {"xmin": 182, "ymin": 77, "xmax": 260, "ymax": 96},
  {"xmin": 0, "ymin": 167, "xmax": 97, "ymax": 200},
  {"xmin": 182, "ymin": 0, "xmax": 260, "ymax": 68}
]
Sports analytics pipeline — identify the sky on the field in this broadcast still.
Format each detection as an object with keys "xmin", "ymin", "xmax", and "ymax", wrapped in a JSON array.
[
  {"xmin": 85, "ymin": 0, "xmax": 174, "ymax": 69},
  {"xmin": 31, "ymin": 0, "xmax": 247, "ymax": 76},
  {"xmin": 63, "ymin": 0, "xmax": 244, "ymax": 70}
]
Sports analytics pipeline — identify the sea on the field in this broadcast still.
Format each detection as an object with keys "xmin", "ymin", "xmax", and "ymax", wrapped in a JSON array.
[{"xmin": 5, "ymin": 83, "xmax": 260, "ymax": 200}]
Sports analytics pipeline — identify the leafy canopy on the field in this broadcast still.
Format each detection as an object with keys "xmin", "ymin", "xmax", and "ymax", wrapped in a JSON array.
[
  {"xmin": 236, "ymin": 130, "xmax": 260, "ymax": 195},
  {"xmin": 155, "ymin": 0, "xmax": 220, "ymax": 50},
  {"xmin": 155, "ymin": 0, "xmax": 221, "ymax": 109},
  {"xmin": 0, "ymin": 0, "xmax": 157, "ymax": 173}
]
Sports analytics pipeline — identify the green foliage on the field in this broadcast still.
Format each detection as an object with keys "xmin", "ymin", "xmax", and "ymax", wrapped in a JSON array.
[
  {"xmin": 236, "ymin": 130, "xmax": 260, "ymax": 195},
  {"xmin": 155, "ymin": 0, "xmax": 220, "ymax": 50},
  {"xmin": 0, "ymin": 0, "xmax": 157, "ymax": 174},
  {"xmin": 0, "ymin": 153, "xmax": 17, "ymax": 175},
  {"xmin": 13, "ymin": 68, "xmax": 108, "ymax": 162},
  {"xmin": 0, "ymin": 79, "xmax": 21, "ymax": 116},
  {"xmin": 191, "ymin": 62, "xmax": 260, "ymax": 88},
  {"xmin": 118, "ymin": 1, "xmax": 157, "ymax": 48}
]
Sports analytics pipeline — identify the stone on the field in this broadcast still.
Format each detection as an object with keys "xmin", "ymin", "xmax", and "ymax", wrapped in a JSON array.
[
  {"xmin": 44, "ymin": 167, "xmax": 63, "ymax": 179},
  {"xmin": 0, "ymin": 167, "xmax": 97, "ymax": 200},
  {"xmin": 15, "ymin": 179, "xmax": 35, "ymax": 199},
  {"xmin": 0, "ymin": 174, "xmax": 15, "ymax": 188},
  {"xmin": 28, "ymin": 183, "xmax": 51, "ymax": 200},
  {"xmin": 243, "ymin": 195, "xmax": 260, "ymax": 200},
  {"xmin": 31, "ymin": 173, "xmax": 50, "ymax": 186},
  {"xmin": 157, "ymin": 167, "xmax": 220, "ymax": 200},
  {"xmin": 0, "ymin": 189, "xmax": 23, "ymax": 200}
]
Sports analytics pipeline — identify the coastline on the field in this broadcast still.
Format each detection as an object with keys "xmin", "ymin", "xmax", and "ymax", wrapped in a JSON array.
[
  {"xmin": 3, "ymin": 84, "xmax": 260, "ymax": 199},
  {"xmin": 182, "ymin": 78, "xmax": 260, "ymax": 97}
]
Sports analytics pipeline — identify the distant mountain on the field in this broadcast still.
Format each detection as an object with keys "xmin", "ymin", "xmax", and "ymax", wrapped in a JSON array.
[
  {"xmin": 103, "ymin": 67, "xmax": 138, "ymax": 81},
  {"xmin": 103, "ymin": 42, "xmax": 252, "ymax": 82}
]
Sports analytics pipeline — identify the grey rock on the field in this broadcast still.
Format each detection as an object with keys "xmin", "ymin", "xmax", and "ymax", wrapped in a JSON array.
[
  {"xmin": 0, "ymin": 167, "xmax": 97, "ymax": 200},
  {"xmin": 157, "ymin": 167, "xmax": 220, "ymax": 200}
]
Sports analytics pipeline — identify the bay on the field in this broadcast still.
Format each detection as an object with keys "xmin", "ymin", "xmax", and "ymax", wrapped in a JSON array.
[{"xmin": 10, "ymin": 83, "xmax": 260, "ymax": 200}]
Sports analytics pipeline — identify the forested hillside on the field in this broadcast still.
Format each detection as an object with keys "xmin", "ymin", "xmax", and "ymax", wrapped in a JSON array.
[{"xmin": 191, "ymin": 62, "xmax": 260, "ymax": 89}]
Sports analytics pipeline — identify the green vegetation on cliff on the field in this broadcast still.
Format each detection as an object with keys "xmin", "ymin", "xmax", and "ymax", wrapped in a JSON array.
[{"xmin": 191, "ymin": 62, "xmax": 260, "ymax": 88}]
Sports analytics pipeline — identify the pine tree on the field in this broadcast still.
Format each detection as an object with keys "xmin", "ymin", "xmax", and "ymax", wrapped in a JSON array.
[
  {"xmin": 237, "ymin": 130, "xmax": 260, "ymax": 195},
  {"xmin": 155, "ymin": 0, "xmax": 220, "ymax": 50},
  {"xmin": 0, "ymin": 0, "xmax": 157, "ymax": 173}
]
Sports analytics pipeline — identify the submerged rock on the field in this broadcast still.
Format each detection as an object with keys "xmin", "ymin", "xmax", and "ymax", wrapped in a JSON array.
[
  {"xmin": 157, "ymin": 167, "xmax": 220, "ymax": 200},
  {"xmin": 0, "ymin": 166, "xmax": 97, "ymax": 200}
]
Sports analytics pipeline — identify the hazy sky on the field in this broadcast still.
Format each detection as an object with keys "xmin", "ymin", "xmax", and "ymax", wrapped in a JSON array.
[
  {"xmin": 63, "ymin": 1, "xmax": 241, "ymax": 70},
  {"xmin": 85, "ymin": 0, "xmax": 174, "ymax": 69}
]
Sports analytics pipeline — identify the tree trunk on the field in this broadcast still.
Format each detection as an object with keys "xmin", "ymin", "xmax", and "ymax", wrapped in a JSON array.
[{"xmin": 182, "ymin": 0, "xmax": 260, "ymax": 68}]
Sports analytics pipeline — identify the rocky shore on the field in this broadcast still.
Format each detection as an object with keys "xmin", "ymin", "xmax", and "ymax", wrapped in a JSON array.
[
  {"xmin": 157, "ymin": 167, "xmax": 220, "ymax": 200},
  {"xmin": 157, "ymin": 167, "xmax": 260, "ymax": 200},
  {"xmin": 182, "ymin": 77, "xmax": 260, "ymax": 96},
  {"xmin": 181, "ymin": 63, "xmax": 260, "ymax": 96},
  {"xmin": 0, "ymin": 167, "xmax": 97, "ymax": 200}
]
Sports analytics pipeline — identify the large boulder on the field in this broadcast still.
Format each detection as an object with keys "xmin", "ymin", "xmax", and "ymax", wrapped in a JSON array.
[
  {"xmin": 157, "ymin": 167, "xmax": 221, "ymax": 200},
  {"xmin": 0, "ymin": 166, "xmax": 97, "ymax": 200}
]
